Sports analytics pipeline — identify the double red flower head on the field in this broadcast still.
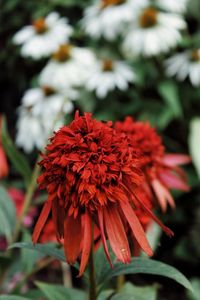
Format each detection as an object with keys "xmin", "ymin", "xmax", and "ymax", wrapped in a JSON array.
[{"xmin": 33, "ymin": 113, "xmax": 189, "ymax": 275}]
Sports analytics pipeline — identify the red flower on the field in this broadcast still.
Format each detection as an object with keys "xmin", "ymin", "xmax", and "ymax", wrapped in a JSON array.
[
  {"xmin": 33, "ymin": 112, "xmax": 162, "ymax": 275},
  {"xmin": 0, "ymin": 116, "xmax": 8, "ymax": 179},
  {"xmin": 115, "ymin": 117, "xmax": 190, "ymax": 212},
  {"xmin": 39, "ymin": 220, "xmax": 58, "ymax": 243}
]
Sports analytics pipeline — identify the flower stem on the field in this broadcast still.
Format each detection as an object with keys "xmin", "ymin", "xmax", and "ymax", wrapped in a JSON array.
[
  {"xmin": 12, "ymin": 158, "xmax": 40, "ymax": 243},
  {"xmin": 88, "ymin": 247, "xmax": 96, "ymax": 300},
  {"xmin": 88, "ymin": 223, "xmax": 97, "ymax": 300},
  {"xmin": 116, "ymin": 274, "xmax": 125, "ymax": 291}
]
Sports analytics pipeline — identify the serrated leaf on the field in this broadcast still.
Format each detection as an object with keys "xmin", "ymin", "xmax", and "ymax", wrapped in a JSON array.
[
  {"xmin": 0, "ymin": 185, "xmax": 16, "ymax": 242},
  {"xmin": 35, "ymin": 281, "xmax": 86, "ymax": 300},
  {"xmin": 0, "ymin": 296, "xmax": 31, "ymax": 300},
  {"xmin": 158, "ymin": 80, "xmax": 182, "ymax": 118},
  {"xmin": 99, "ymin": 258, "xmax": 192, "ymax": 292},
  {"xmin": 189, "ymin": 118, "xmax": 200, "ymax": 178},
  {"xmin": 9, "ymin": 242, "xmax": 66, "ymax": 262},
  {"xmin": 1, "ymin": 116, "xmax": 32, "ymax": 187}
]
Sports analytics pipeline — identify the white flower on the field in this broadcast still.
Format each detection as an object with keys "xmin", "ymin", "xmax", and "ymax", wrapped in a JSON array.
[
  {"xmin": 82, "ymin": 0, "xmax": 148, "ymax": 40},
  {"xmin": 39, "ymin": 44, "xmax": 96, "ymax": 91},
  {"xmin": 16, "ymin": 87, "xmax": 73, "ymax": 152},
  {"xmin": 13, "ymin": 12, "xmax": 73, "ymax": 59},
  {"xmin": 86, "ymin": 59, "xmax": 135, "ymax": 98},
  {"xmin": 156, "ymin": 0, "xmax": 188, "ymax": 14},
  {"xmin": 165, "ymin": 49, "xmax": 200, "ymax": 87},
  {"xmin": 123, "ymin": 5, "xmax": 186, "ymax": 57}
]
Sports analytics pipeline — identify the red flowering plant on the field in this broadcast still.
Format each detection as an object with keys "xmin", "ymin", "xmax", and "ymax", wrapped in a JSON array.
[
  {"xmin": 32, "ymin": 112, "xmax": 176, "ymax": 276},
  {"xmin": 114, "ymin": 117, "xmax": 190, "ymax": 212},
  {"xmin": 5, "ymin": 112, "xmax": 192, "ymax": 300}
]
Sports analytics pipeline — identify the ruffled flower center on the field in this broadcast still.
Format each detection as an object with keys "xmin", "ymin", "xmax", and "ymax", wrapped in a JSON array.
[
  {"xmin": 101, "ymin": 0, "xmax": 125, "ymax": 9},
  {"xmin": 102, "ymin": 59, "xmax": 114, "ymax": 71},
  {"xmin": 42, "ymin": 86, "xmax": 56, "ymax": 97},
  {"xmin": 33, "ymin": 18, "xmax": 48, "ymax": 34},
  {"xmin": 139, "ymin": 8, "xmax": 158, "ymax": 28},
  {"xmin": 53, "ymin": 44, "xmax": 72, "ymax": 62},
  {"xmin": 191, "ymin": 49, "xmax": 200, "ymax": 62}
]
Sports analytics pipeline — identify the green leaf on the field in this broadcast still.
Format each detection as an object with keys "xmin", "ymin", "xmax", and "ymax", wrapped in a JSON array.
[
  {"xmin": 189, "ymin": 118, "xmax": 200, "ymax": 179},
  {"xmin": 20, "ymin": 230, "xmax": 45, "ymax": 274},
  {"xmin": 158, "ymin": 80, "xmax": 182, "ymax": 118},
  {"xmin": 0, "ymin": 296, "xmax": 31, "ymax": 300},
  {"xmin": 9, "ymin": 242, "xmax": 66, "ymax": 262},
  {"xmin": 111, "ymin": 282, "xmax": 158, "ymax": 300},
  {"xmin": 97, "ymin": 290, "xmax": 115, "ymax": 300},
  {"xmin": 1, "ymin": 116, "xmax": 32, "ymax": 187},
  {"xmin": 187, "ymin": 278, "xmax": 200, "ymax": 300},
  {"xmin": 0, "ymin": 185, "xmax": 16, "ymax": 242},
  {"xmin": 99, "ymin": 258, "xmax": 192, "ymax": 292},
  {"xmin": 35, "ymin": 281, "xmax": 86, "ymax": 300}
]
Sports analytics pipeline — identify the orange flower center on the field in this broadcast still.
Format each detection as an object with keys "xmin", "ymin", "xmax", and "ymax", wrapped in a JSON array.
[
  {"xmin": 101, "ymin": 0, "xmax": 125, "ymax": 9},
  {"xmin": 191, "ymin": 49, "xmax": 200, "ymax": 62},
  {"xmin": 33, "ymin": 18, "xmax": 48, "ymax": 34},
  {"xmin": 102, "ymin": 59, "xmax": 114, "ymax": 71},
  {"xmin": 42, "ymin": 86, "xmax": 55, "ymax": 96},
  {"xmin": 53, "ymin": 44, "xmax": 72, "ymax": 62},
  {"xmin": 139, "ymin": 8, "xmax": 158, "ymax": 28}
]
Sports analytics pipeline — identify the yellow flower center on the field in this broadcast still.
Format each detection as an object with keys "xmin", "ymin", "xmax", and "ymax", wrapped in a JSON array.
[
  {"xmin": 33, "ymin": 18, "xmax": 48, "ymax": 34},
  {"xmin": 139, "ymin": 8, "xmax": 158, "ymax": 28},
  {"xmin": 191, "ymin": 49, "xmax": 200, "ymax": 62},
  {"xmin": 101, "ymin": 0, "xmax": 125, "ymax": 9},
  {"xmin": 42, "ymin": 86, "xmax": 56, "ymax": 96},
  {"xmin": 102, "ymin": 59, "xmax": 114, "ymax": 71},
  {"xmin": 53, "ymin": 44, "xmax": 72, "ymax": 62}
]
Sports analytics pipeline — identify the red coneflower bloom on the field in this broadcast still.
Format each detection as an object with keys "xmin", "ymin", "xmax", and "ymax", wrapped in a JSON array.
[
  {"xmin": 114, "ymin": 117, "xmax": 190, "ymax": 212},
  {"xmin": 33, "ymin": 112, "xmax": 160, "ymax": 275},
  {"xmin": 0, "ymin": 116, "xmax": 9, "ymax": 179}
]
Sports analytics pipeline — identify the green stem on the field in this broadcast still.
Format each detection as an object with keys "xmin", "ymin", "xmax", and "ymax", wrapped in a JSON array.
[
  {"xmin": 116, "ymin": 274, "xmax": 125, "ymax": 291},
  {"xmin": 12, "ymin": 158, "xmax": 41, "ymax": 243},
  {"xmin": 89, "ymin": 247, "xmax": 97, "ymax": 300},
  {"xmin": 88, "ymin": 223, "xmax": 96, "ymax": 300}
]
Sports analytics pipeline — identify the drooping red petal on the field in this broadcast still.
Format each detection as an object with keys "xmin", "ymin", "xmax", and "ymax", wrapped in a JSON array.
[
  {"xmin": 133, "ymin": 194, "xmax": 174, "ymax": 237},
  {"xmin": 79, "ymin": 211, "xmax": 92, "ymax": 276},
  {"xmin": 159, "ymin": 171, "xmax": 190, "ymax": 192},
  {"xmin": 120, "ymin": 201, "xmax": 153, "ymax": 257},
  {"xmin": 98, "ymin": 208, "xmax": 113, "ymax": 268},
  {"xmin": 104, "ymin": 206, "xmax": 131, "ymax": 264},
  {"xmin": 64, "ymin": 214, "xmax": 82, "ymax": 265},
  {"xmin": 162, "ymin": 154, "xmax": 191, "ymax": 167},
  {"xmin": 152, "ymin": 179, "xmax": 175, "ymax": 212},
  {"xmin": 32, "ymin": 200, "xmax": 52, "ymax": 244},
  {"xmin": 52, "ymin": 199, "xmax": 65, "ymax": 239}
]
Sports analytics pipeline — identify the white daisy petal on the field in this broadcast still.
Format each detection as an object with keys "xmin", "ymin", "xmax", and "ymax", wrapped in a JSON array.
[{"xmin": 165, "ymin": 49, "xmax": 200, "ymax": 87}]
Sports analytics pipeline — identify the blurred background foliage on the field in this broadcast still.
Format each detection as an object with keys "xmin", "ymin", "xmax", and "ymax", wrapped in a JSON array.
[{"xmin": 0, "ymin": 0, "xmax": 200, "ymax": 299}]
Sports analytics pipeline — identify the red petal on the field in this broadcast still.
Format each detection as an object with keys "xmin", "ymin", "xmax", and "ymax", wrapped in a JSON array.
[
  {"xmin": 98, "ymin": 209, "xmax": 113, "ymax": 268},
  {"xmin": 104, "ymin": 206, "xmax": 131, "ymax": 264},
  {"xmin": 79, "ymin": 211, "xmax": 92, "ymax": 276},
  {"xmin": 64, "ymin": 214, "xmax": 82, "ymax": 265},
  {"xmin": 152, "ymin": 179, "xmax": 175, "ymax": 212},
  {"xmin": 159, "ymin": 171, "xmax": 190, "ymax": 192},
  {"xmin": 120, "ymin": 201, "xmax": 153, "ymax": 257},
  {"xmin": 52, "ymin": 200, "xmax": 64, "ymax": 239},
  {"xmin": 162, "ymin": 154, "xmax": 191, "ymax": 167},
  {"xmin": 134, "ymin": 194, "xmax": 174, "ymax": 237},
  {"xmin": 32, "ymin": 200, "xmax": 52, "ymax": 244}
]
